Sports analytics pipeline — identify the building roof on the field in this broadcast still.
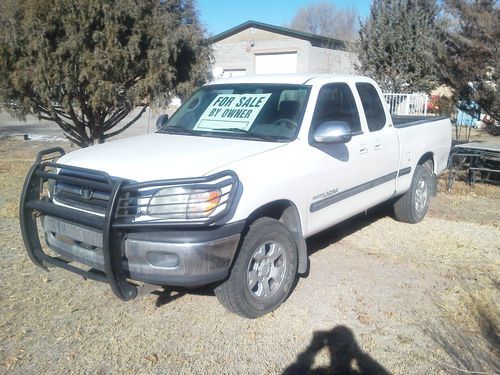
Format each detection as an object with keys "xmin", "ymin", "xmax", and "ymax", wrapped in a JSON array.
[
  {"xmin": 207, "ymin": 73, "xmax": 372, "ymax": 86},
  {"xmin": 208, "ymin": 20, "xmax": 346, "ymax": 51}
]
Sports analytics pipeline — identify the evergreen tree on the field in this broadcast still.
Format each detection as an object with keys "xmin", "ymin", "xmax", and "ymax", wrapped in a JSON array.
[
  {"xmin": 0, "ymin": 0, "xmax": 211, "ymax": 147},
  {"xmin": 358, "ymin": 0, "xmax": 439, "ymax": 93}
]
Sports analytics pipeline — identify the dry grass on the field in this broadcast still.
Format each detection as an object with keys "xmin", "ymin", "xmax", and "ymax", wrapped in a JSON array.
[
  {"xmin": 439, "ymin": 178, "xmax": 500, "ymax": 198},
  {"xmin": 0, "ymin": 138, "xmax": 67, "ymax": 218},
  {"xmin": 432, "ymin": 177, "xmax": 500, "ymax": 227},
  {"xmin": 0, "ymin": 160, "xmax": 32, "ymax": 218},
  {"xmin": 442, "ymin": 176, "xmax": 499, "ymax": 196},
  {"xmin": 0, "ymin": 159, "xmax": 32, "ymax": 178},
  {"xmin": 429, "ymin": 284, "xmax": 500, "ymax": 374},
  {"xmin": 0, "ymin": 201, "xmax": 19, "ymax": 218},
  {"xmin": 441, "ymin": 286, "xmax": 499, "ymax": 335}
]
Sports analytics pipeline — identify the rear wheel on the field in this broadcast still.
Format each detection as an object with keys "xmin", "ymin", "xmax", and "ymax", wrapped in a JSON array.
[
  {"xmin": 215, "ymin": 217, "xmax": 298, "ymax": 318},
  {"xmin": 394, "ymin": 163, "xmax": 432, "ymax": 223}
]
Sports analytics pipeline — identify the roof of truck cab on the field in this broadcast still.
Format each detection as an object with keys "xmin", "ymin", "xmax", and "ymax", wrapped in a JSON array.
[{"xmin": 207, "ymin": 74, "xmax": 372, "ymax": 86}]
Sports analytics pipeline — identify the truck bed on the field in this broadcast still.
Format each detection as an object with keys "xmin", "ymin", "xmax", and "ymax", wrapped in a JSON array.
[
  {"xmin": 392, "ymin": 115, "xmax": 448, "ymax": 128},
  {"xmin": 393, "ymin": 115, "xmax": 451, "ymax": 198}
]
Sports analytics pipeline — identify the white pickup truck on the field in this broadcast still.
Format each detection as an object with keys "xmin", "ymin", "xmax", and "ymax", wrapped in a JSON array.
[{"xmin": 20, "ymin": 74, "xmax": 451, "ymax": 318}]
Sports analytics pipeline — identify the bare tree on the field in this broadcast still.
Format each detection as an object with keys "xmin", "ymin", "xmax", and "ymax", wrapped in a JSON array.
[
  {"xmin": 434, "ymin": 0, "xmax": 499, "ymax": 123},
  {"xmin": 289, "ymin": 2, "xmax": 358, "ymax": 41}
]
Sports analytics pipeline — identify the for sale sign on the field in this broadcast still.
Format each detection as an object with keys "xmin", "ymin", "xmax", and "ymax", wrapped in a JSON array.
[{"xmin": 194, "ymin": 93, "xmax": 271, "ymax": 131}]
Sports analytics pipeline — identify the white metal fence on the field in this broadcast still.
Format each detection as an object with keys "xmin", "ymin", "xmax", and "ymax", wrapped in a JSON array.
[{"xmin": 383, "ymin": 93, "xmax": 429, "ymax": 116}]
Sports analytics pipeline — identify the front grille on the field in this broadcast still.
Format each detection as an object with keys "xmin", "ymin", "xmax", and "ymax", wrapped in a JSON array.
[
  {"xmin": 48, "ymin": 166, "xmax": 237, "ymax": 226},
  {"xmin": 53, "ymin": 169, "xmax": 112, "ymax": 215}
]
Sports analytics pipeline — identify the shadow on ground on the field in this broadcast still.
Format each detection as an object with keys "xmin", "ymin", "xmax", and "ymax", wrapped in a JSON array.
[
  {"xmin": 307, "ymin": 203, "xmax": 394, "ymax": 255},
  {"xmin": 153, "ymin": 285, "xmax": 215, "ymax": 307},
  {"xmin": 283, "ymin": 325, "xmax": 389, "ymax": 375}
]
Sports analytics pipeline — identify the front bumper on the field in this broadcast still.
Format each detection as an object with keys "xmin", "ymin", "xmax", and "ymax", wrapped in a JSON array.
[
  {"xmin": 42, "ymin": 215, "xmax": 243, "ymax": 287},
  {"xmin": 19, "ymin": 147, "xmax": 242, "ymax": 301}
]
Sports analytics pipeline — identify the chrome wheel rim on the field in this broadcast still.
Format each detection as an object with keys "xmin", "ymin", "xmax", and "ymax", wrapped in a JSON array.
[
  {"xmin": 415, "ymin": 177, "xmax": 428, "ymax": 215},
  {"xmin": 247, "ymin": 241, "xmax": 287, "ymax": 300}
]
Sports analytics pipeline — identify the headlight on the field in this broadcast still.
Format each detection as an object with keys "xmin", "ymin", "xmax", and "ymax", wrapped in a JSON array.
[
  {"xmin": 187, "ymin": 189, "xmax": 222, "ymax": 218},
  {"xmin": 116, "ymin": 171, "xmax": 238, "ymax": 224},
  {"xmin": 147, "ymin": 187, "xmax": 222, "ymax": 219}
]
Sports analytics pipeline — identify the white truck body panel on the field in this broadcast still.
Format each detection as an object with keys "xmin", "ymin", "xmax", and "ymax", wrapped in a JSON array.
[
  {"xmin": 58, "ymin": 133, "xmax": 284, "ymax": 182},
  {"xmin": 394, "ymin": 118, "xmax": 452, "ymax": 195}
]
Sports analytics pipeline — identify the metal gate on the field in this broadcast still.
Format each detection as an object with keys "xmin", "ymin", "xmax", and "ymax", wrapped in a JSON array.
[{"xmin": 383, "ymin": 93, "xmax": 429, "ymax": 116}]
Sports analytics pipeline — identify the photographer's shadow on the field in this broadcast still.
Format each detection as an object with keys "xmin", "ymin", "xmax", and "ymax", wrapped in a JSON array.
[{"xmin": 283, "ymin": 325, "xmax": 389, "ymax": 375}]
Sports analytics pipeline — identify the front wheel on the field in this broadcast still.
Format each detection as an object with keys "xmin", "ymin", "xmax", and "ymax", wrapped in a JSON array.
[
  {"xmin": 215, "ymin": 217, "xmax": 298, "ymax": 318},
  {"xmin": 393, "ymin": 163, "xmax": 432, "ymax": 223}
]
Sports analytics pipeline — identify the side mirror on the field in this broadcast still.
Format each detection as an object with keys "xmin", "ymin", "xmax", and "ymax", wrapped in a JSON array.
[
  {"xmin": 156, "ymin": 114, "xmax": 169, "ymax": 129},
  {"xmin": 313, "ymin": 121, "xmax": 352, "ymax": 144}
]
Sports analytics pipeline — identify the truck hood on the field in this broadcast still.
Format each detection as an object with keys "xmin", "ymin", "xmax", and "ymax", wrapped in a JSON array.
[{"xmin": 58, "ymin": 133, "xmax": 285, "ymax": 181}]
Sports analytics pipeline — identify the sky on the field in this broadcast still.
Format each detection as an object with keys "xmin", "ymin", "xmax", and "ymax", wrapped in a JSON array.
[{"xmin": 197, "ymin": 0, "xmax": 372, "ymax": 36}]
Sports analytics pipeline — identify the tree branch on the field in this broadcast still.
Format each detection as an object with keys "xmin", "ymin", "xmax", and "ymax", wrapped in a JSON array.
[
  {"xmin": 102, "ymin": 106, "xmax": 131, "ymax": 131},
  {"xmin": 104, "ymin": 105, "xmax": 147, "ymax": 138}
]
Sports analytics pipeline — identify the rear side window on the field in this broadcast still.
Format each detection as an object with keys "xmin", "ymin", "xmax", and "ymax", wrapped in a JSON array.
[
  {"xmin": 311, "ymin": 83, "xmax": 361, "ymax": 134},
  {"xmin": 356, "ymin": 83, "xmax": 386, "ymax": 132}
]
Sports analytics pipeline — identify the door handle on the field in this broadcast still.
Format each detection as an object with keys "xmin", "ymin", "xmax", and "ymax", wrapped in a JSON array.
[
  {"xmin": 359, "ymin": 146, "xmax": 368, "ymax": 154},
  {"xmin": 374, "ymin": 143, "xmax": 382, "ymax": 150}
]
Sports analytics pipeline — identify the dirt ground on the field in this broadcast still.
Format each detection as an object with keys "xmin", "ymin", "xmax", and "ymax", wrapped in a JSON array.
[{"xmin": 0, "ymin": 136, "xmax": 499, "ymax": 375}]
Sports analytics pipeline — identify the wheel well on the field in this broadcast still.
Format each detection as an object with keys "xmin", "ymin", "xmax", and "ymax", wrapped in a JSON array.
[
  {"xmin": 417, "ymin": 152, "xmax": 434, "ymax": 173},
  {"xmin": 246, "ymin": 200, "xmax": 291, "ymax": 223},
  {"xmin": 246, "ymin": 200, "xmax": 308, "ymax": 274}
]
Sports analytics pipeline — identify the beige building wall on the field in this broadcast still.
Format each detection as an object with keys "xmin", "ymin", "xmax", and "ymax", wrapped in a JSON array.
[
  {"xmin": 212, "ymin": 28, "xmax": 310, "ymax": 75},
  {"xmin": 308, "ymin": 47, "xmax": 358, "ymax": 74},
  {"xmin": 211, "ymin": 27, "xmax": 357, "ymax": 76}
]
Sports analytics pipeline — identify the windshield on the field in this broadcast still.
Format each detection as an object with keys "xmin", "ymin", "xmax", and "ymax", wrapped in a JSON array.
[{"xmin": 159, "ymin": 84, "xmax": 310, "ymax": 142}]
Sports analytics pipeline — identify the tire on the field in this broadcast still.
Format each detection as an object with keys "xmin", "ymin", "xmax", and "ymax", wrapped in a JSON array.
[
  {"xmin": 393, "ymin": 163, "xmax": 432, "ymax": 224},
  {"xmin": 215, "ymin": 217, "xmax": 298, "ymax": 318}
]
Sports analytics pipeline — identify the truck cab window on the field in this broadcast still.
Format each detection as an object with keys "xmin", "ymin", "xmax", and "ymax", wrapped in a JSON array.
[
  {"xmin": 162, "ymin": 84, "xmax": 310, "ymax": 141},
  {"xmin": 311, "ymin": 83, "xmax": 361, "ymax": 134},
  {"xmin": 356, "ymin": 83, "xmax": 387, "ymax": 132}
]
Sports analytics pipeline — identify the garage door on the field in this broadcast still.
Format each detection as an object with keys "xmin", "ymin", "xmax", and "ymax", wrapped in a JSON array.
[{"xmin": 255, "ymin": 52, "xmax": 297, "ymax": 75}]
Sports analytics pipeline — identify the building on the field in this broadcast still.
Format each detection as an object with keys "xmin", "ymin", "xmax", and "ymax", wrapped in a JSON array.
[{"xmin": 209, "ymin": 20, "xmax": 358, "ymax": 78}]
